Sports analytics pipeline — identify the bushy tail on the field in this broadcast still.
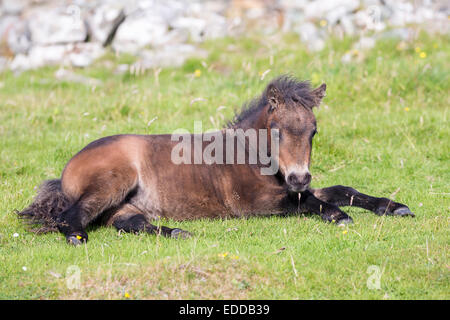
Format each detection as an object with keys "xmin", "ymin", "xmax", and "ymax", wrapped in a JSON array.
[{"xmin": 16, "ymin": 179, "xmax": 73, "ymax": 234}]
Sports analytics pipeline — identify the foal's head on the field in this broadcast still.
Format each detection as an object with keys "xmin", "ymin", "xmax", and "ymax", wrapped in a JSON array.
[{"xmin": 264, "ymin": 76, "xmax": 326, "ymax": 192}]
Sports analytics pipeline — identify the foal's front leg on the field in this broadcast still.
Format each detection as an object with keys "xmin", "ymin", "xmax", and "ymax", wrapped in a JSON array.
[
  {"xmin": 299, "ymin": 190, "xmax": 354, "ymax": 224},
  {"xmin": 309, "ymin": 185, "xmax": 414, "ymax": 217}
]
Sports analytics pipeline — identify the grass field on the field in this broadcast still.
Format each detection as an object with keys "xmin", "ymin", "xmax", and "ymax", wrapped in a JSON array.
[{"xmin": 0, "ymin": 31, "xmax": 448, "ymax": 299}]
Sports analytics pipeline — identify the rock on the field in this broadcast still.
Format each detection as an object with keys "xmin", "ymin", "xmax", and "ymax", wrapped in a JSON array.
[
  {"xmin": 10, "ymin": 41, "xmax": 105, "ymax": 71},
  {"xmin": 386, "ymin": 1, "xmax": 415, "ymax": 27},
  {"xmin": 1, "ymin": 0, "xmax": 28, "ymax": 15},
  {"xmin": 413, "ymin": 6, "xmax": 434, "ymax": 24},
  {"xmin": 326, "ymin": 6, "xmax": 350, "ymax": 25},
  {"xmin": 354, "ymin": 36, "xmax": 376, "ymax": 50},
  {"xmin": 279, "ymin": 0, "xmax": 309, "ymax": 11},
  {"xmin": 340, "ymin": 15, "xmax": 356, "ymax": 35},
  {"xmin": 201, "ymin": 0, "xmax": 228, "ymax": 13},
  {"xmin": 295, "ymin": 22, "xmax": 326, "ymax": 52},
  {"xmin": 303, "ymin": 0, "xmax": 360, "ymax": 20},
  {"xmin": 296, "ymin": 22, "xmax": 318, "ymax": 42},
  {"xmin": 203, "ymin": 13, "xmax": 228, "ymax": 40},
  {"xmin": 0, "ymin": 15, "xmax": 19, "ymax": 35},
  {"xmin": 0, "ymin": 15, "xmax": 20, "ymax": 55},
  {"xmin": 67, "ymin": 42, "xmax": 104, "ymax": 68},
  {"xmin": 112, "ymin": 10, "xmax": 169, "ymax": 54},
  {"xmin": 7, "ymin": 19, "xmax": 31, "ymax": 54},
  {"xmin": 163, "ymin": 28, "xmax": 190, "ymax": 45},
  {"xmin": 28, "ymin": 7, "xmax": 88, "ymax": 45},
  {"xmin": 361, "ymin": 0, "xmax": 381, "ymax": 5},
  {"xmin": 10, "ymin": 45, "xmax": 67, "ymax": 71},
  {"xmin": 171, "ymin": 16, "xmax": 207, "ymax": 43},
  {"xmin": 354, "ymin": 8, "xmax": 386, "ymax": 31},
  {"xmin": 86, "ymin": 4, "xmax": 126, "ymax": 46},
  {"xmin": 281, "ymin": 8, "xmax": 305, "ymax": 32},
  {"xmin": 172, "ymin": 11, "xmax": 228, "ymax": 42},
  {"xmin": 9, "ymin": 53, "xmax": 28, "ymax": 71},
  {"xmin": 0, "ymin": 56, "xmax": 9, "ymax": 72}
]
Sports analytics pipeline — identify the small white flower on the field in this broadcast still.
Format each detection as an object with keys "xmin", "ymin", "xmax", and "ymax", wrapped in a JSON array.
[
  {"xmin": 13, "ymin": 233, "xmax": 19, "ymax": 238},
  {"xmin": 22, "ymin": 266, "xmax": 27, "ymax": 271}
]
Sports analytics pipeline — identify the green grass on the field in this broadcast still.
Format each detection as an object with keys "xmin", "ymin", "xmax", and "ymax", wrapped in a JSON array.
[{"xmin": 0, "ymin": 32, "xmax": 448, "ymax": 299}]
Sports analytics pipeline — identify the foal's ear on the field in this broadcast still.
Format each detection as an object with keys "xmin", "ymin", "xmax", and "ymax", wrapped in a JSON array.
[
  {"xmin": 311, "ymin": 83, "xmax": 326, "ymax": 107},
  {"xmin": 267, "ymin": 84, "xmax": 284, "ymax": 111}
]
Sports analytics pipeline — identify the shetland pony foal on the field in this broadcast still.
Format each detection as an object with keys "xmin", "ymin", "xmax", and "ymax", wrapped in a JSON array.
[{"xmin": 18, "ymin": 76, "xmax": 414, "ymax": 245}]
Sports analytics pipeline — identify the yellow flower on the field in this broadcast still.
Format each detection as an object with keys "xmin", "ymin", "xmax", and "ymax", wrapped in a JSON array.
[
  {"xmin": 419, "ymin": 52, "xmax": 426, "ymax": 58},
  {"xmin": 218, "ymin": 252, "xmax": 229, "ymax": 258},
  {"xmin": 319, "ymin": 20, "xmax": 327, "ymax": 27},
  {"xmin": 404, "ymin": 107, "xmax": 410, "ymax": 112},
  {"xmin": 231, "ymin": 255, "xmax": 240, "ymax": 260},
  {"xmin": 194, "ymin": 69, "xmax": 202, "ymax": 77},
  {"xmin": 76, "ymin": 235, "xmax": 82, "ymax": 240},
  {"xmin": 342, "ymin": 230, "xmax": 348, "ymax": 235},
  {"xmin": 124, "ymin": 292, "xmax": 130, "ymax": 298}
]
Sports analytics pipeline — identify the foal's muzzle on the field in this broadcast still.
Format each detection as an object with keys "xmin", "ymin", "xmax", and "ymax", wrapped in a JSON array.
[{"xmin": 286, "ymin": 172, "xmax": 311, "ymax": 192}]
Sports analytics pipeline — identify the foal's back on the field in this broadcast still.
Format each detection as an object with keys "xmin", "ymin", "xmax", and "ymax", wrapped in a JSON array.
[{"xmin": 61, "ymin": 134, "xmax": 288, "ymax": 222}]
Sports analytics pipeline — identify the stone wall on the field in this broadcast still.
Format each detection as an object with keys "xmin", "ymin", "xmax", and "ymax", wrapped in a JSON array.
[{"xmin": 0, "ymin": 0, "xmax": 448, "ymax": 72}]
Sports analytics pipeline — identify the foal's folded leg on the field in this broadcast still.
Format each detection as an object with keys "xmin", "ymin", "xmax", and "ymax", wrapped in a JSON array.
[
  {"xmin": 309, "ymin": 185, "xmax": 414, "ymax": 217},
  {"xmin": 299, "ymin": 190, "xmax": 353, "ymax": 225},
  {"xmin": 57, "ymin": 203, "xmax": 89, "ymax": 245},
  {"xmin": 107, "ymin": 204, "xmax": 191, "ymax": 239}
]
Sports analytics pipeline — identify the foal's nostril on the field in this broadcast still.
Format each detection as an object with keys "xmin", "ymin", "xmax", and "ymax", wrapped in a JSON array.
[
  {"xmin": 303, "ymin": 172, "xmax": 312, "ymax": 185},
  {"xmin": 287, "ymin": 174, "xmax": 299, "ymax": 185}
]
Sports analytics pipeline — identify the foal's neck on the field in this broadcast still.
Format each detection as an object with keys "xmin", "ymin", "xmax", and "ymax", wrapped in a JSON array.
[{"xmin": 229, "ymin": 104, "xmax": 269, "ymax": 131}]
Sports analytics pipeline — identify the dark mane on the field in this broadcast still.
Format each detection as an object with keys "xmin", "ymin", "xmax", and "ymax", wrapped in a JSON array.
[{"xmin": 227, "ymin": 75, "xmax": 316, "ymax": 128}]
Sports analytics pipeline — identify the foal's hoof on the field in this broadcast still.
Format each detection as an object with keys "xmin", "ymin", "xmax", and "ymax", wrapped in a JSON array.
[
  {"xmin": 376, "ymin": 205, "xmax": 415, "ymax": 217},
  {"xmin": 66, "ymin": 233, "xmax": 88, "ymax": 246},
  {"xmin": 170, "ymin": 228, "xmax": 192, "ymax": 239},
  {"xmin": 393, "ymin": 207, "xmax": 415, "ymax": 217},
  {"xmin": 336, "ymin": 217, "xmax": 354, "ymax": 226}
]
